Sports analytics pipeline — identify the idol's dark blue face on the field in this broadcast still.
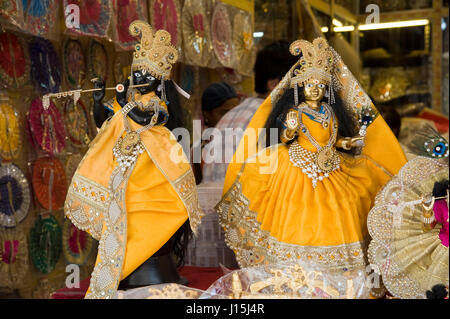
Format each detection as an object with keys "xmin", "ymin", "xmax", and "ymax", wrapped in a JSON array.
[{"xmin": 132, "ymin": 70, "xmax": 160, "ymax": 94}]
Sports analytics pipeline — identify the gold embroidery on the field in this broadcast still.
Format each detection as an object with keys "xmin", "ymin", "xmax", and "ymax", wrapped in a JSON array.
[
  {"xmin": 85, "ymin": 165, "xmax": 133, "ymax": 299},
  {"xmin": 217, "ymin": 181, "xmax": 368, "ymax": 271},
  {"xmin": 173, "ymin": 170, "xmax": 203, "ymax": 235},
  {"xmin": 367, "ymin": 156, "xmax": 449, "ymax": 299},
  {"xmin": 64, "ymin": 175, "xmax": 109, "ymax": 241}
]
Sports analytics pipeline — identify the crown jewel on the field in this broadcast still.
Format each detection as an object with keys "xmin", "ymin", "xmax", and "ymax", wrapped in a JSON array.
[
  {"xmin": 129, "ymin": 20, "xmax": 178, "ymax": 79},
  {"xmin": 289, "ymin": 38, "xmax": 334, "ymax": 88}
]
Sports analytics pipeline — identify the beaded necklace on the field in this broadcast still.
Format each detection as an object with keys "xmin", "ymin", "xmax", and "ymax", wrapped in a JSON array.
[{"xmin": 288, "ymin": 102, "xmax": 340, "ymax": 188}]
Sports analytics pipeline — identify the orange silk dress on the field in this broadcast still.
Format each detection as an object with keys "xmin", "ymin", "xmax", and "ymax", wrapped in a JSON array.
[
  {"xmin": 65, "ymin": 96, "xmax": 202, "ymax": 298},
  {"xmin": 218, "ymin": 94, "xmax": 407, "ymax": 272}
]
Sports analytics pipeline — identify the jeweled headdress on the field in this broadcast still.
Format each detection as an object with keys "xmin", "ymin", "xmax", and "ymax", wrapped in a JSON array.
[
  {"xmin": 129, "ymin": 20, "xmax": 178, "ymax": 79},
  {"xmin": 289, "ymin": 38, "xmax": 334, "ymax": 88}
]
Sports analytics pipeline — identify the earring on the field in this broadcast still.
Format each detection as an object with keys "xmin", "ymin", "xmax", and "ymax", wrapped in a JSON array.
[{"xmin": 421, "ymin": 196, "xmax": 436, "ymax": 232}]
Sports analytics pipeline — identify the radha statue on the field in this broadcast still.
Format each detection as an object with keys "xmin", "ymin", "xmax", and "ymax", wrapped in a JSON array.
[
  {"xmin": 217, "ymin": 38, "xmax": 406, "ymax": 284},
  {"xmin": 64, "ymin": 20, "xmax": 203, "ymax": 299}
]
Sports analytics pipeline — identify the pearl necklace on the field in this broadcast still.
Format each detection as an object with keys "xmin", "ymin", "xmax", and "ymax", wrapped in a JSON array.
[
  {"xmin": 288, "ymin": 102, "xmax": 340, "ymax": 188},
  {"xmin": 112, "ymin": 101, "xmax": 159, "ymax": 173}
]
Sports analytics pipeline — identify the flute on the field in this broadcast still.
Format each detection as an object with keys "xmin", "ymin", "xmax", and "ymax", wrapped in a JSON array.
[{"xmin": 41, "ymin": 79, "xmax": 151, "ymax": 109}]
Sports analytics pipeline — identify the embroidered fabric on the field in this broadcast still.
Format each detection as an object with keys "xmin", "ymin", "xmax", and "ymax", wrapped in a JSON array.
[
  {"xmin": 367, "ymin": 156, "xmax": 449, "ymax": 299},
  {"xmin": 217, "ymin": 181, "xmax": 368, "ymax": 272}
]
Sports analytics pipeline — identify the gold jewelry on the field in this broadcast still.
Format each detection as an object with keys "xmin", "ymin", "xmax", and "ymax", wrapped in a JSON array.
[
  {"xmin": 289, "ymin": 38, "xmax": 334, "ymax": 89},
  {"xmin": 421, "ymin": 196, "xmax": 436, "ymax": 232},
  {"xmin": 129, "ymin": 20, "xmax": 178, "ymax": 80}
]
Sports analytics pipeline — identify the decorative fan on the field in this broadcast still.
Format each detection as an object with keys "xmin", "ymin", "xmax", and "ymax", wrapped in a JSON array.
[
  {"xmin": 0, "ymin": 103, "xmax": 21, "ymax": 161},
  {"xmin": 64, "ymin": 0, "xmax": 112, "ymax": 38},
  {"xmin": 0, "ymin": 163, "xmax": 30, "ymax": 228},
  {"xmin": 0, "ymin": 227, "xmax": 29, "ymax": 289},
  {"xmin": 32, "ymin": 157, "xmax": 67, "ymax": 211},
  {"xmin": 211, "ymin": 3, "xmax": 233, "ymax": 68},
  {"xmin": 0, "ymin": 32, "xmax": 30, "ymax": 89},
  {"xmin": 0, "ymin": 0, "xmax": 23, "ymax": 28},
  {"xmin": 232, "ymin": 11, "xmax": 256, "ymax": 76},
  {"xmin": 29, "ymin": 37, "xmax": 61, "ymax": 94},
  {"xmin": 63, "ymin": 98, "xmax": 91, "ymax": 147},
  {"xmin": 181, "ymin": 0, "xmax": 212, "ymax": 67},
  {"xmin": 63, "ymin": 38, "xmax": 86, "ymax": 89},
  {"xmin": 27, "ymin": 97, "xmax": 66, "ymax": 156},
  {"xmin": 113, "ymin": 0, "xmax": 148, "ymax": 51},
  {"xmin": 88, "ymin": 39, "xmax": 108, "ymax": 82},
  {"xmin": 150, "ymin": 0, "xmax": 181, "ymax": 50},
  {"xmin": 29, "ymin": 214, "xmax": 62, "ymax": 274},
  {"xmin": 22, "ymin": 0, "xmax": 59, "ymax": 37},
  {"xmin": 62, "ymin": 218, "xmax": 93, "ymax": 265}
]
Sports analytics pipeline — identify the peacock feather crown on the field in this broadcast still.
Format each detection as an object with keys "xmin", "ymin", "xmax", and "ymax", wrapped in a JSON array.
[
  {"xmin": 129, "ymin": 20, "xmax": 178, "ymax": 79},
  {"xmin": 289, "ymin": 38, "xmax": 335, "ymax": 88}
]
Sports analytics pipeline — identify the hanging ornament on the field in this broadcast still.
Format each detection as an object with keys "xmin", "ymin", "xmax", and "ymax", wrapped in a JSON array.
[
  {"xmin": 63, "ymin": 98, "xmax": 92, "ymax": 147},
  {"xmin": 29, "ymin": 214, "xmax": 62, "ymax": 274},
  {"xmin": 88, "ymin": 39, "xmax": 108, "ymax": 82},
  {"xmin": 62, "ymin": 218, "xmax": 93, "ymax": 265},
  {"xmin": 211, "ymin": 3, "xmax": 233, "ymax": 68},
  {"xmin": 0, "ymin": 163, "xmax": 30, "ymax": 228},
  {"xmin": 113, "ymin": 0, "xmax": 148, "ymax": 51},
  {"xmin": 0, "ymin": 102, "xmax": 21, "ymax": 161},
  {"xmin": 0, "ymin": 227, "xmax": 29, "ymax": 289},
  {"xmin": 22, "ymin": 0, "xmax": 59, "ymax": 37},
  {"xmin": 29, "ymin": 37, "xmax": 61, "ymax": 94},
  {"xmin": 64, "ymin": 0, "xmax": 112, "ymax": 38},
  {"xmin": 27, "ymin": 97, "xmax": 66, "ymax": 156},
  {"xmin": 32, "ymin": 157, "xmax": 68, "ymax": 211},
  {"xmin": 63, "ymin": 38, "xmax": 86, "ymax": 89},
  {"xmin": 232, "ymin": 11, "xmax": 256, "ymax": 76},
  {"xmin": 181, "ymin": 0, "xmax": 212, "ymax": 67},
  {"xmin": 0, "ymin": 32, "xmax": 30, "ymax": 89}
]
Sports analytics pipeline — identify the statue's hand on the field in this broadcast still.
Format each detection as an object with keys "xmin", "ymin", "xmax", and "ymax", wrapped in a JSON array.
[
  {"xmin": 116, "ymin": 78, "xmax": 130, "ymax": 108},
  {"xmin": 284, "ymin": 109, "xmax": 299, "ymax": 131},
  {"xmin": 92, "ymin": 78, "xmax": 105, "ymax": 103}
]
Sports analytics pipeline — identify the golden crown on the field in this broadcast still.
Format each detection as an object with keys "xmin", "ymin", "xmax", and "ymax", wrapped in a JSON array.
[
  {"xmin": 289, "ymin": 38, "xmax": 334, "ymax": 88},
  {"xmin": 129, "ymin": 20, "xmax": 178, "ymax": 79}
]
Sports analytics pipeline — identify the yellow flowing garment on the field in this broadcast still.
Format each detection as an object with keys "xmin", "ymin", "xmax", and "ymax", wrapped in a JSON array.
[
  {"xmin": 218, "ymin": 44, "xmax": 407, "ymax": 272},
  {"xmin": 65, "ymin": 98, "xmax": 203, "ymax": 298}
]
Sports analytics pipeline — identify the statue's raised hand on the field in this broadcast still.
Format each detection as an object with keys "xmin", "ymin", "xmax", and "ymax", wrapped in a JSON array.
[{"xmin": 92, "ymin": 78, "xmax": 105, "ymax": 103}]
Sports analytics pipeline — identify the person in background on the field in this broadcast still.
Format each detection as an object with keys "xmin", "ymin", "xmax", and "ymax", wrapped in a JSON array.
[{"xmin": 201, "ymin": 40, "xmax": 298, "ymax": 183}]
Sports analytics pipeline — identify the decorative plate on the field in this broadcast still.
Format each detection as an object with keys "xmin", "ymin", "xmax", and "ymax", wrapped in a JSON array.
[
  {"xmin": 0, "ymin": 32, "xmax": 30, "ymax": 89},
  {"xmin": 113, "ymin": 0, "xmax": 148, "ymax": 51},
  {"xmin": 0, "ymin": 163, "xmax": 30, "ymax": 228},
  {"xmin": 22, "ymin": 0, "xmax": 59, "ymax": 37},
  {"xmin": 211, "ymin": 3, "xmax": 233, "ymax": 68},
  {"xmin": 0, "ymin": 103, "xmax": 21, "ymax": 161},
  {"xmin": 29, "ymin": 37, "xmax": 61, "ymax": 94},
  {"xmin": 0, "ymin": 227, "xmax": 29, "ymax": 288},
  {"xmin": 88, "ymin": 39, "xmax": 108, "ymax": 82},
  {"xmin": 64, "ymin": 0, "xmax": 112, "ymax": 38},
  {"xmin": 181, "ymin": 0, "xmax": 212, "ymax": 67},
  {"xmin": 32, "ymin": 157, "xmax": 67, "ymax": 211},
  {"xmin": 63, "ymin": 98, "xmax": 91, "ymax": 147},
  {"xmin": 150, "ymin": 0, "xmax": 181, "ymax": 48},
  {"xmin": 27, "ymin": 97, "xmax": 66, "ymax": 156},
  {"xmin": 63, "ymin": 38, "xmax": 86, "ymax": 89},
  {"xmin": 0, "ymin": 0, "xmax": 24, "ymax": 28},
  {"xmin": 29, "ymin": 214, "xmax": 62, "ymax": 274},
  {"xmin": 232, "ymin": 11, "xmax": 256, "ymax": 76},
  {"xmin": 62, "ymin": 218, "xmax": 93, "ymax": 265}
]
